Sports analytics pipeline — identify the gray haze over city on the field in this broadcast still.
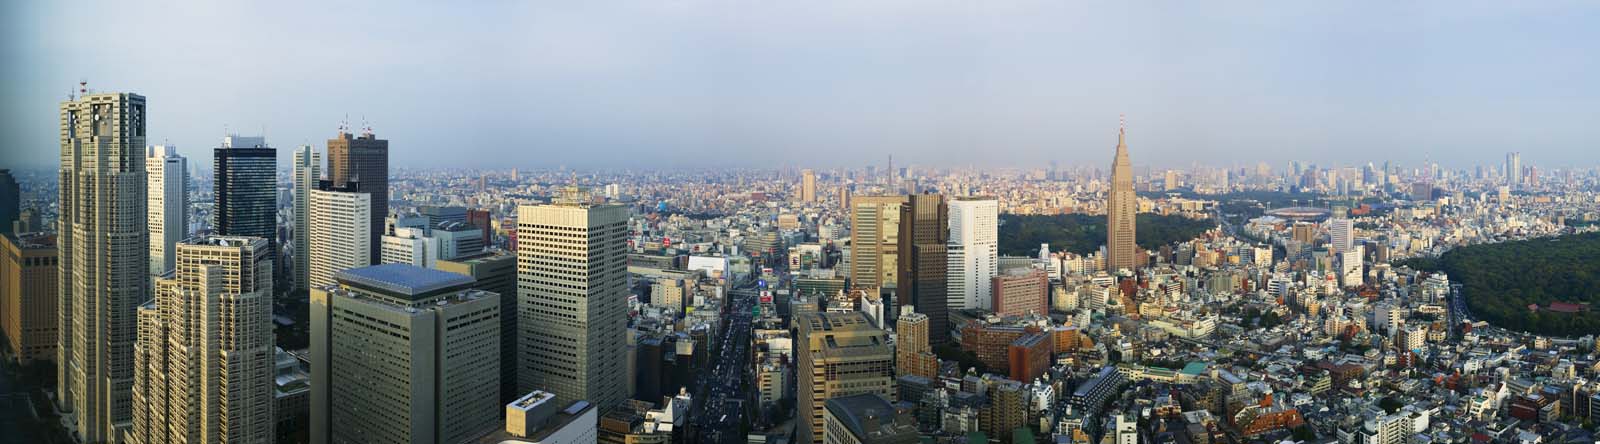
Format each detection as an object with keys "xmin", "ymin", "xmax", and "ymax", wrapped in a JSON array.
[{"xmin": 4, "ymin": 1, "xmax": 1598, "ymax": 170}]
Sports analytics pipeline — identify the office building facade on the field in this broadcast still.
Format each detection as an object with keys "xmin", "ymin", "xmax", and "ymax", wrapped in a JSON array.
[
  {"xmin": 310, "ymin": 264, "xmax": 501, "ymax": 444},
  {"xmin": 947, "ymin": 196, "xmax": 997, "ymax": 311},
  {"xmin": 1105, "ymin": 120, "xmax": 1138, "ymax": 273},
  {"xmin": 292, "ymin": 145, "xmax": 320, "ymax": 291},
  {"xmin": 2, "ymin": 232, "xmax": 58, "ymax": 364},
  {"xmin": 326, "ymin": 130, "xmax": 389, "ymax": 262},
  {"xmin": 849, "ymin": 196, "xmax": 906, "ymax": 291},
  {"xmin": 433, "ymin": 250, "xmax": 519, "ymax": 404},
  {"xmin": 308, "ymin": 182, "xmax": 371, "ymax": 290},
  {"xmin": 59, "ymin": 91, "xmax": 149, "ymax": 441},
  {"xmin": 797, "ymin": 311, "xmax": 895, "ymax": 444},
  {"xmin": 146, "ymin": 145, "xmax": 188, "ymax": 278},
  {"xmin": 897, "ymin": 194, "xmax": 948, "ymax": 343},
  {"xmin": 516, "ymin": 198, "xmax": 629, "ymax": 412},
  {"xmin": 131, "ymin": 237, "xmax": 275, "ymax": 444},
  {"xmin": 801, "ymin": 169, "xmax": 817, "ymax": 203},
  {"xmin": 213, "ymin": 136, "xmax": 276, "ymax": 257}
]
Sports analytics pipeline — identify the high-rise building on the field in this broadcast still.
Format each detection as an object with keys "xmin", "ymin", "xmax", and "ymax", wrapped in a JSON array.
[
  {"xmin": 131, "ymin": 236, "xmax": 275, "ymax": 444},
  {"xmin": 897, "ymin": 194, "xmax": 948, "ymax": 344},
  {"xmin": 991, "ymin": 268, "xmax": 1049, "ymax": 317},
  {"xmin": 800, "ymin": 169, "xmax": 817, "ymax": 203},
  {"xmin": 894, "ymin": 306, "xmax": 938, "ymax": 380},
  {"xmin": 214, "ymin": 134, "xmax": 277, "ymax": 279},
  {"xmin": 1105, "ymin": 118, "xmax": 1138, "ymax": 273},
  {"xmin": 2, "ymin": 232, "xmax": 57, "ymax": 364},
  {"xmin": 310, "ymin": 264, "xmax": 501, "ymax": 444},
  {"xmin": 433, "ymin": 250, "xmax": 519, "ymax": 404},
  {"xmin": 947, "ymin": 196, "xmax": 997, "ymax": 311},
  {"xmin": 796, "ymin": 311, "xmax": 895, "ymax": 444},
  {"xmin": 59, "ymin": 91, "xmax": 148, "ymax": 441},
  {"xmin": 0, "ymin": 169, "xmax": 17, "ymax": 236},
  {"xmin": 1505, "ymin": 151, "xmax": 1522, "ymax": 187},
  {"xmin": 1164, "ymin": 169, "xmax": 1179, "ymax": 191},
  {"xmin": 1329, "ymin": 218, "xmax": 1354, "ymax": 254},
  {"xmin": 849, "ymin": 196, "xmax": 906, "ymax": 291},
  {"xmin": 308, "ymin": 181, "xmax": 371, "ymax": 290},
  {"xmin": 327, "ymin": 130, "xmax": 389, "ymax": 262},
  {"xmin": 516, "ymin": 194, "xmax": 629, "ymax": 412},
  {"xmin": 292, "ymin": 145, "xmax": 321, "ymax": 291},
  {"xmin": 146, "ymin": 145, "xmax": 188, "ymax": 278}
]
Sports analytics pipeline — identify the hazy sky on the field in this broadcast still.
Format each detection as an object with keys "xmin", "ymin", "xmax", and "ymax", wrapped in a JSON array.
[{"xmin": 3, "ymin": 1, "xmax": 1598, "ymax": 170}]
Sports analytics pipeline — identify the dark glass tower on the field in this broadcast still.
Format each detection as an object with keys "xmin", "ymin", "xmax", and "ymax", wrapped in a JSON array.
[
  {"xmin": 0, "ymin": 169, "xmax": 17, "ymax": 235},
  {"xmin": 327, "ymin": 130, "xmax": 388, "ymax": 262},
  {"xmin": 897, "ymin": 193, "xmax": 949, "ymax": 344},
  {"xmin": 214, "ymin": 137, "xmax": 277, "ymax": 259}
]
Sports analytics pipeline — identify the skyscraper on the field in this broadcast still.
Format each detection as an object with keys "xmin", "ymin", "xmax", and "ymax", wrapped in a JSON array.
[
  {"xmin": 0, "ymin": 169, "xmax": 17, "ymax": 236},
  {"xmin": 432, "ymin": 251, "xmax": 519, "ymax": 404},
  {"xmin": 310, "ymin": 264, "xmax": 501, "ymax": 444},
  {"xmin": 214, "ymin": 135, "xmax": 276, "ymax": 259},
  {"xmin": 292, "ymin": 145, "xmax": 320, "ymax": 291},
  {"xmin": 946, "ymin": 196, "xmax": 997, "ymax": 311},
  {"xmin": 308, "ymin": 181, "xmax": 371, "ymax": 290},
  {"xmin": 516, "ymin": 192, "xmax": 629, "ymax": 412},
  {"xmin": 1105, "ymin": 118, "xmax": 1137, "ymax": 273},
  {"xmin": 1505, "ymin": 152, "xmax": 1522, "ymax": 187},
  {"xmin": 849, "ymin": 195, "xmax": 906, "ymax": 291},
  {"xmin": 800, "ymin": 169, "xmax": 817, "ymax": 203},
  {"xmin": 131, "ymin": 236, "xmax": 275, "ymax": 444},
  {"xmin": 1329, "ymin": 217, "xmax": 1354, "ymax": 254},
  {"xmin": 796, "ymin": 311, "xmax": 895, "ymax": 444},
  {"xmin": 897, "ymin": 193, "xmax": 948, "ymax": 344},
  {"xmin": 2, "ymin": 232, "xmax": 57, "ymax": 364},
  {"xmin": 58, "ymin": 91, "xmax": 148, "ymax": 441},
  {"xmin": 894, "ymin": 306, "xmax": 938, "ymax": 380},
  {"xmin": 327, "ymin": 129, "xmax": 389, "ymax": 262},
  {"xmin": 146, "ymin": 145, "xmax": 188, "ymax": 278}
]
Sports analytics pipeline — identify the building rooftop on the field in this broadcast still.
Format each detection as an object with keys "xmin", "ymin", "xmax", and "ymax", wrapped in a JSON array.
[
  {"xmin": 825, "ymin": 394, "xmax": 917, "ymax": 442},
  {"xmin": 335, "ymin": 263, "xmax": 475, "ymax": 299}
]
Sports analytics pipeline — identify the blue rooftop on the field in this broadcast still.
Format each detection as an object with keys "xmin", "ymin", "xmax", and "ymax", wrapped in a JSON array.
[{"xmin": 336, "ymin": 264, "xmax": 475, "ymax": 298}]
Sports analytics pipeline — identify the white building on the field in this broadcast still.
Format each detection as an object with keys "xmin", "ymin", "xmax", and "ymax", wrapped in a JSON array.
[
  {"xmin": 146, "ymin": 145, "xmax": 188, "ymax": 278},
  {"xmin": 291, "ymin": 145, "xmax": 320, "ymax": 291},
  {"xmin": 308, "ymin": 185, "xmax": 371, "ymax": 290},
  {"xmin": 947, "ymin": 196, "xmax": 998, "ymax": 310}
]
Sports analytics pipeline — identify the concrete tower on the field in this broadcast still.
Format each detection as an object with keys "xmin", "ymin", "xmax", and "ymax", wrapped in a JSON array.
[
  {"xmin": 1105, "ymin": 116, "xmax": 1137, "ymax": 273},
  {"xmin": 326, "ymin": 129, "xmax": 389, "ymax": 263},
  {"xmin": 516, "ymin": 191, "xmax": 629, "ymax": 412},
  {"xmin": 131, "ymin": 236, "xmax": 275, "ymax": 444},
  {"xmin": 310, "ymin": 264, "xmax": 501, "ymax": 444},
  {"xmin": 897, "ymin": 194, "xmax": 948, "ymax": 344},
  {"xmin": 307, "ymin": 181, "xmax": 371, "ymax": 290},
  {"xmin": 947, "ymin": 196, "xmax": 998, "ymax": 311},
  {"xmin": 800, "ymin": 169, "xmax": 817, "ymax": 203},
  {"xmin": 58, "ymin": 91, "xmax": 149, "ymax": 442},
  {"xmin": 291, "ymin": 146, "xmax": 320, "ymax": 291},
  {"xmin": 146, "ymin": 145, "xmax": 188, "ymax": 278},
  {"xmin": 849, "ymin": 195, "xmax": 906, "ymax": 291}
]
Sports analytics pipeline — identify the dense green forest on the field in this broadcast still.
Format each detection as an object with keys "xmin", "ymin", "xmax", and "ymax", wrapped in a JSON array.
[
  {"xmin": 997, "ymin": 213, "xmax": 1216, "ymax": 256},
  {"xmin": 1396, "ymin": 232, "xmax": 1600, "ymax": 337}
]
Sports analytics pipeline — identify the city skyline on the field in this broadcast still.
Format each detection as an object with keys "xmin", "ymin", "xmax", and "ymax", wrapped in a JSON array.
[{"xmin": 5, "ymin": 2, "xmax": 1600, "ymax": 170}]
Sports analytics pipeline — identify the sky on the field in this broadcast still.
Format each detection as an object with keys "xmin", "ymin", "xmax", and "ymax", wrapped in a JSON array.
[{"xmin": 3, "ymin": 1, "xmax": 1598, "ymax": 171}]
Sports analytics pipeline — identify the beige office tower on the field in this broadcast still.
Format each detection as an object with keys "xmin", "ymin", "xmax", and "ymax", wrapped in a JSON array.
[
  {"xmin": 801, "ymin": 169, "xmax": 817, "ymax": 202},
  {"xmin": 291, "ymin": 146, "xmax": 320, "ymax": 291},
  {"xmin": 894, "ymin": 306, "xmax": 938, "ymax": 380},
  {"xmin": 307, "ymin": 183, "xmax": 371, "ymax": 290},
  {"xmin": 146, "ymin": 145, "xmax": 188, "ymax": 278},
  {"xmin": 1105, "ymin": 118, "xmax": 1138, "ymax": 273},
  {"xmin": 795, "ymin": 311, "xmax": 895, "ymax": 444},
  {"xmin": 310, "ymin": 264, "xmax": 501, "ymax": 444},
  {"xmin": 849, "ymin": 195, "xmax": 906, "ymax": 291},
  {"xmin": 131, "ymin": 237, "xmax": 275, "ymax": 444},
  {"xmin": 947, "ymin": 196, "xmax": 998, "ymax": 311},
  {"xmin": 59, "ymin": 91, "xmax": 149, "ymax": 442},
  {"xmin": 516, "ymin": 196, "xmax": 629, "ymax": 412}
]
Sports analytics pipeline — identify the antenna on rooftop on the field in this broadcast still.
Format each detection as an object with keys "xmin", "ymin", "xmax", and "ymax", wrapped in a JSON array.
[
  {"xmin": 79, "ymin": 78, "xmax": 88, "ymax": 96},
  {"xmin": 339, "ymin": 114, "xmax": 349, "ymax": 135}
]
